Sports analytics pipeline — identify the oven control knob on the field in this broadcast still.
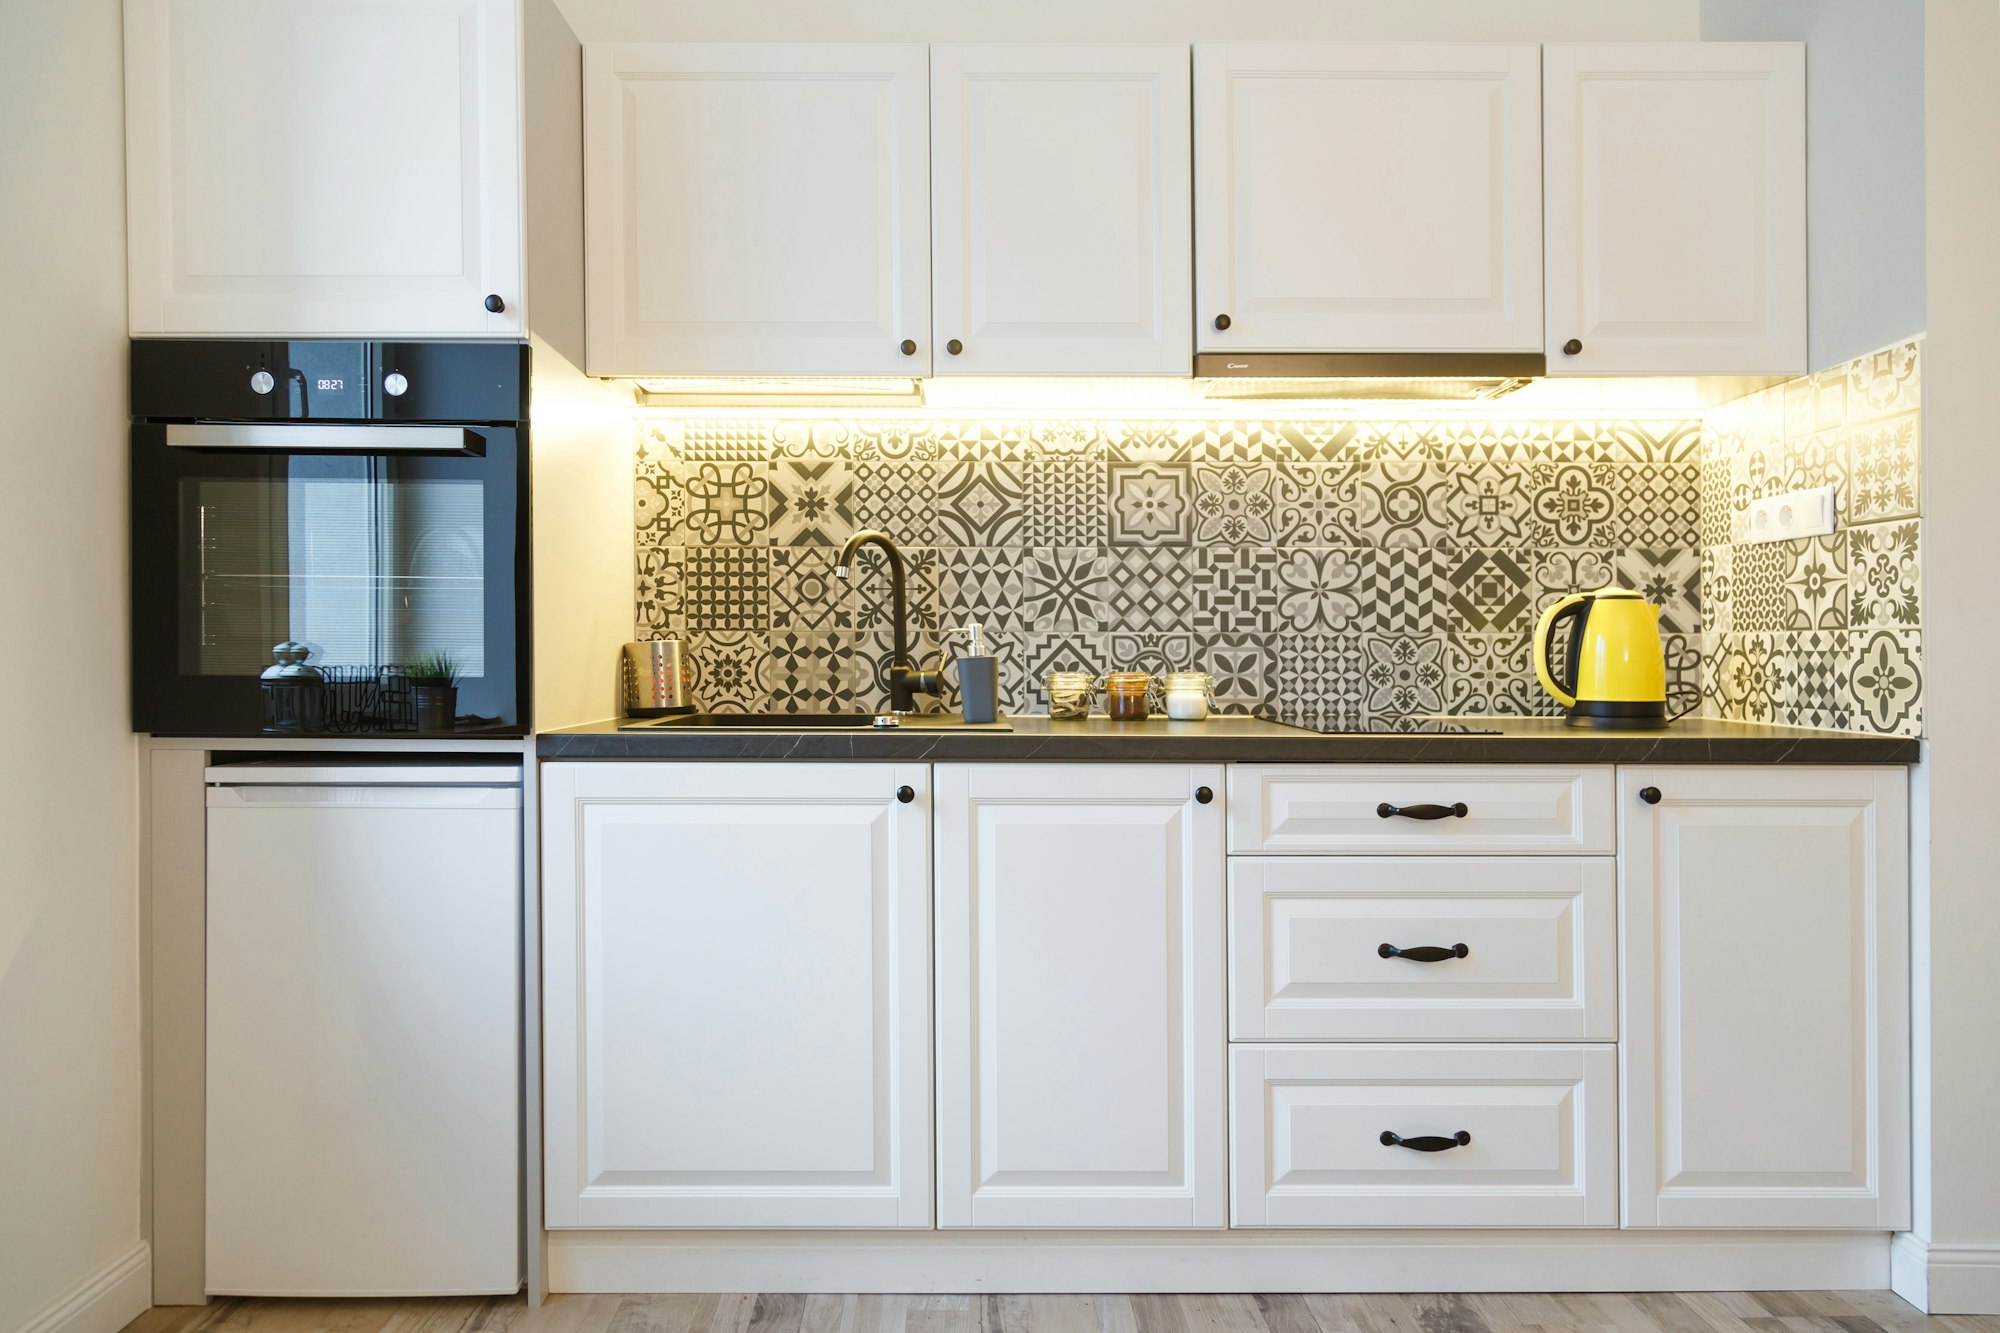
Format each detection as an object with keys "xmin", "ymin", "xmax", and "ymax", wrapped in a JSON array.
[
  {"xmin": 249, "ymin": 369, "xmax": 275, "ymax": 395},
  {"xmin": 383, "ymin": 372, "xmax": 409, "ymax": 397}
]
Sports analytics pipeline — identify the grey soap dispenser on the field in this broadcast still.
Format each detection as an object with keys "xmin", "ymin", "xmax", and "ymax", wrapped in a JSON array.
[{"xmin": 950, "ymin": 621, "xmax": 1000, "ymax": 724}]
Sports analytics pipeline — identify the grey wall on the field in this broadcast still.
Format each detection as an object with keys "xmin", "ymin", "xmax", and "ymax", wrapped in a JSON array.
[{"xmin": 1701, "ymin": 0, "xmax": 1926, "ymax": 369}]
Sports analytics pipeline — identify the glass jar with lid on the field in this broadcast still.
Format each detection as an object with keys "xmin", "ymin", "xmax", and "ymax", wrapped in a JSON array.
[
  {"xmin": 1162, "ymin": 671, "xmax": 1214, "ymax": 721},
  {"xmin": 1045, "ymin": 670, "xmax": 1097, "ymax": 720},
  {"xmin": 1103, "ymin": 671, "xmax": 1157, "ymax": 721}
]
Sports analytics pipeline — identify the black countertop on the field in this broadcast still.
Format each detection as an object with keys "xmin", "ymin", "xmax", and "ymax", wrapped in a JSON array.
[{"xmin": 536, "ymin": 714, "xmax": 1919, "ymax": 764}]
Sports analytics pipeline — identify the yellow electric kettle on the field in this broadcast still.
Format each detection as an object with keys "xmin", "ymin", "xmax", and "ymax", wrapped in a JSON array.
[{"xmin": 1533, "ymin": 586, "xmax": 1668, "ymax": 728}]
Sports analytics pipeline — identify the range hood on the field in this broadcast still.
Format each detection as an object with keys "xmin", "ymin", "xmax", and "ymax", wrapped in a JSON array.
[{"xmin": 1194, "ymin": 352, "xmax": 1546, "ymax": 402}]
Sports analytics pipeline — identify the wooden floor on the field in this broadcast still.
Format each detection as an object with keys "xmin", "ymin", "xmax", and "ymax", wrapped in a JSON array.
[{"xmin": 122, "ymin": 1292, "xmax": 2000, "ymax": 1333}]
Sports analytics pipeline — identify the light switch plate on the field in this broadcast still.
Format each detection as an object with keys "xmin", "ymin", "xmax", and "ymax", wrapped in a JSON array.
[{"xmin": 1746, "ymin": 485, "xmax": 1838, "ymax": 544}]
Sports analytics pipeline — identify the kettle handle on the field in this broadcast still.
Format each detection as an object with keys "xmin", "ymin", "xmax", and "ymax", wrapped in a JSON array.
[{"xmin": 1534, "ymin": 593, "xmax": 1590, "ymax": 708}]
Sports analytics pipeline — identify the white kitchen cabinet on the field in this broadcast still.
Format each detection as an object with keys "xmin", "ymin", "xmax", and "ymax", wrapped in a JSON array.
[
  {"xmin": 1543, "ymin": 44, "xmax": 1806, "ymax": 375},
  {"xmin": 1618, "ymin": 766, "xmax": 1909, "ymax": 1229},
  {"xmin": 124, "ymin": 0, "xmax": 525, "ymax": 337},
  {"xmin": 583, "ymin": 44, "xmax": 930, "ymax": 377},
  {"xmin": 1230, "ymin": 1044, "xmax": 1618, "ymax": 1228},
  {"xmin": 934, "ymin": 764, "xmax": 1226, "ymax": 1228},
  {"xmin": 929, "ymin": 45, "xmax": 1192, "ymax": 375},
  {"xmin": 1193, "ymin": 44, "xmax": 1543, "ymax": 354},
  {"xmin": 541, "ymin": 762, "xmax": 933, "ymax": 1228}
]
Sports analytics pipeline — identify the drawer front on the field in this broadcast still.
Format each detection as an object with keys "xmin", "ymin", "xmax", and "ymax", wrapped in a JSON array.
[
  {"xmin": 1229, "ymin": 1044, "xmax": 1617, "ymax": 1228},
  {"xmin": 1230, "ymin": 858, "xmax": 1616, "ymax": 1041},
  {"xmin": 1228, "ymin": 765, "xmax": 1614, "ymax": 855}
]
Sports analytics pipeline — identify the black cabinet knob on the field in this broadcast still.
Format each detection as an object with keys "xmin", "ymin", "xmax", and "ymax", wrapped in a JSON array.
[
  {"xmin": 1213, "ymin": 314, "xmax": 1231, "ymax": 331},
  {"xmin": 1639, "ymin": 786, "xmax": 1662, "ymax": 805},
  {"xmin": 899, "ymin": 339, "xmax": 917, "ymax": 356},
  {"xmin": 946, "ymin": 339, "xmax": 963, "ymax": 355},
  {"xmin": 896, "ymin": 785, "xmax": 916, "ymax": 804},
  {"xmin": 484, "ymin": 294, "xmax": 507, "ymax": 313},
  {"xmin": 1562, "ymin": 337, "xmax": 1582, "ymax": 356},
  {"xmin": 1195, "ymin": 786, "xmax": 1214, "ymax": 805}
]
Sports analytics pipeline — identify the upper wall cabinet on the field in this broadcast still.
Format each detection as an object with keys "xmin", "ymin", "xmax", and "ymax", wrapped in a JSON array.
[
  {"xmin": 1543, "ymin": 44, "xmax": 1806, "ymax": 376},
  {"xmin": 930, "ymin": 46, "xmax": 1193, "ymax": 376},
  {"xmin": 584, "ymin": 44, "xmax": 930, "ymax": 377},
  {"xmin": 125, "ymin": 0, "xmax": 525, "ymax": 338},
  {"xmin": 1194, "ymin": 44, "xmax": 1543, "ymax": 354}
]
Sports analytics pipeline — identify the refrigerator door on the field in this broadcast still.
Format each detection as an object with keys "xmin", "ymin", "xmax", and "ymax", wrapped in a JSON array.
[{"xmin": 204, "ymin": 779, "xmax": 521, "ymax": 1295}]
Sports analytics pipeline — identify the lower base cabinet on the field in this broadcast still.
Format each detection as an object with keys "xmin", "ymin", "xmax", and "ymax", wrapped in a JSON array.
[
  {"xmin": 934, "ymin": 763, "xmax": 1227, "ymax": 1228},
  {"xmin": 1229, "ymin": 1045, "xmax": 1619, "ymax": 1228},
  {"xmin": 541, "ymin": 762, "xmax": 933, "ymax": 1228}
]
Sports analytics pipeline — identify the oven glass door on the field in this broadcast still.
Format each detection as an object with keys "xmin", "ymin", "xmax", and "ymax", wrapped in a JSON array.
[{"xmin": 132, "ymin": 425, "xmax": 524, "ymax": 735}]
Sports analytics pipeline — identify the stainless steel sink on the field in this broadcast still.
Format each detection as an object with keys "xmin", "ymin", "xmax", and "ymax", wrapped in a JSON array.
[{"xmin": 618, "ymin": 712, "xmax": 1013, "ymax": 732}]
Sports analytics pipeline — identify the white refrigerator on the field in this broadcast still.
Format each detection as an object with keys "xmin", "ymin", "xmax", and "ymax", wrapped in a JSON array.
[{"xmin": 204, "ymin": 762, "xmax": 522, "ymax": 1296}]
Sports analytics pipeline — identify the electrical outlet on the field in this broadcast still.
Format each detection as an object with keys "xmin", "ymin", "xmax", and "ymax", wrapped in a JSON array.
[{"xmin": 1746, "ymin": 485, "xmax": 1838, "ymax": 544}]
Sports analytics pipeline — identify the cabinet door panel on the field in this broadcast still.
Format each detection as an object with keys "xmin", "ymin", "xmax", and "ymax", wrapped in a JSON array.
[
  {"xmin": 931, "ymin": 45, "xmax": 1192, "ymax": 375},
  {"xmin": 936, "ymin": 764, "xmax": 1226, "ymax": 1228},
  {"xmin": 1195, "ymin": 44, "xmax": 1542, "ymax": 352},
  {"xmin": 1544, "ymin": 44, "xmax": 1805, "ymax": 374},
  {"xmin": 125, "ymin": 0, "xmax": 522, "ymax": 336},
  {"xmin": 1619, "ymin": 766, "xmax": 1908, "ymax": 1229},
  {"xmin": 584, "ymin": 44, "xmax": 929, "ymax": 376},
  {"xmin": 542, "ymin": 762, "xmax": 931, "ymax": 1228}
]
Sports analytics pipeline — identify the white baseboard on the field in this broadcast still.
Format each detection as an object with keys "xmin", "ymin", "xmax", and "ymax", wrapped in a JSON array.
[
  {"xmin": 547, "ymin": 1230, "xmax": 1888, "ymax": 1295},
  {"xmin": 1890, "ymin": 1234, "xmax": 2000, "ymax": 1314},
  {"xmin": 15, "ymin": 1241, "xmax": 152, "ymax": 1333}
]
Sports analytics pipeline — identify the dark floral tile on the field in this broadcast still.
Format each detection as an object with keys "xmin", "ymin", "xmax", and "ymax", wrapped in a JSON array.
[
  {"xmin": 1533, "ymin": 548, "xmax": 1616, "ymax": 615},
  {"xmin": 1102, "ymin": 631, "xmax": 1199, "ymax": 679},
  {"xmin": 1843, "ymin": 340, "xmax": 1921, "ymax": 421},
  {"xmin": 635, "ymin": 546, "xmax": 686, "ymax": 637},
  {"xmin": 1364, "ymin": 459, "xmax": 1453, "ymax": 547},
  {"xmin": 1443, "ymin": 632, "xmax": 1547, "ymax": 716},
  {"xmin": 685, "ymin": 631, "xmax": 769, "ymax": 712},
  {"xmin": 1782, "ymin": 534, "xmax": 1848, "ymax": 630},
  {"xmin": 766, "ymin": 457, "xmax": 858, "ymax": 546},
  {"xmin": 1530, "ymin": 463, "xmax": 1619, "ymax": 547},
  {"xmin": 1436, "ymin": 463, "xmax": 1537, "ymax": 547},
  {"xmin": 769, "ymin": 547, "xmax": 850, "ymax": 632},
  {"xmin": 679, "ymin": 461, "xmax": 772, "ymax": 546},
  {"xmin": 1108, "ymin": 461, "xmax": 1193, "ymax": 544},
  {"xmin": 1847, "ymin": 413, "xmax": 1920, "ymax": 524},
  {"xmin": 1701, "ymin": 544, "xmax": 1733, "ymax": 634},
  {"xmin": 1361, "ymin": 634, "xmax": 1448, "ymax": 715},
  {"xmin": 1107, "ymin": 422, "xmax": 1197, "ymax": 464},
  {"xmin": 635, "ymin": 459, "xmax": 687, "ymax": 549},
  {"xmin": 843, "ymin": 422, "xmax": 942, "ymax": 462},
  {"xmin": 1615, "ymin": 548, "xmax": 1702, "ymax": 635},
  {"xmin": 1849, "ymin": 627, "xmax": 1922, "ymax": 736},
  {"xmin": 851, "ymin": 545, "xmax": 943, "ymax": 634},
  {"xmin": 1021, "ymin": 547, "xmax": 1112, "ymax": 631},
  {"xmin": 1194, "ymin": 633, "xmax": 1275, "ymax": 717},
  {"xmin": 1191, "ymin": 461, "xmax": 1282, "ymax": 543},
  {"xmin": 935, "ymin": 456, "xmax": 1026, "ymax": 547},
  {"xmin": 1271, "ymin": 461, "xmax": 1376, "ymax": 546},
  {"xmin": 1714, "ymin": 632, "xmax": 1789, "ymax": 726},
  {"xmin": 1025, "ymin": 422, "xmax": 1105, "ymax": 461},
  {"xmin": 1848, "ymin": 520, "xmax": 1921, "ymax": 630},
  {"xmin": 1269, "ymin": 547, "xmax": 1367, "ymax": 634}
]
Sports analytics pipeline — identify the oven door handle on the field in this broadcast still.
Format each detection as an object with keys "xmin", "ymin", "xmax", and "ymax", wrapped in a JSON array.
[{"xmin": 165, "ymin": 423, "xmax": 479, "ymax": 452}]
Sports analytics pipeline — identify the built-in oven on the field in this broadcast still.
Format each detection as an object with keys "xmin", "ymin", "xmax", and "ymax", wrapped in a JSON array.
[{"xmin": 130, "ymin": 340, "xmax": 531, "ymax": 737}]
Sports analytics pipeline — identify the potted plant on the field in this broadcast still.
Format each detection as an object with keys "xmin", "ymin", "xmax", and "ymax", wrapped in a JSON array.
[{"xmin": 406, "ymin": 651, "xmax": 462, "ymax": 731}]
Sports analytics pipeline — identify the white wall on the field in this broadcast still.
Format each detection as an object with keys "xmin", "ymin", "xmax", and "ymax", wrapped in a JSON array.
[
  {"xmin": 549, "ymin": 0, "xmax": 1698, "ymax": 43},
  {"xmin": 1903, "ymin": 0, "xmax": 2000, "ymax": 1314},
  {"xmin": 1699, "ymin": 0, "xmax": 1926, "ymax": 370},
  {"xmin": 0, "ymin": 2, "xmax": 146, "ymax": 1331}
]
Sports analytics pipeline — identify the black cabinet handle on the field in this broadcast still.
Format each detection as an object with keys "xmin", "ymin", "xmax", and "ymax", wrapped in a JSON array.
[
  {"xmin": 1213, "ymin": 313, "xmax": 1232, "ymax": 331},
  {"xmin": 1561, "ymin": 337, "xmax": 1582, "ymax": 356},
  {"xmin": 946, "ymin": 339, "xmax": 964, "ymax": 355},
  {"xmin": 1381, "ymin": 1130, "xmax": 1472, "ymax": 1152},
  {"xmin": 1195, "ymin": 786, "xmax": 1214, "ymax": 805},
  {"xmin": 1376, "ymin": 801, "xmax": 1468, "ymax": 821},
  {"xmin": 899, "ymin": 339, "xmax": 917, "ymax": 356},
  {"xmin": 896, "ymin": 785, "xmax": 916, "ymax": 804},
  {"xmin": 484, "ymin": 294, "xmax": 507, "ymax": 313},
  {"xmin": 1378, "ymin": 942, "xmax": 1469, "ymax": 962},
  {"xmin": 1639, "ymin": 786, "xmax": 1662, "ymax": 805}
]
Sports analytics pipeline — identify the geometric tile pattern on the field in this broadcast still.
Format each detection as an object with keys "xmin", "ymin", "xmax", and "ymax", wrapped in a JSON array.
[
  {"xmin": 633, "ymin": 413, "xmax": 1709, "ymax": 726},
  {"xmin": 1700, "ymin": 338, "xmax": 1924, "ymax": 737}
]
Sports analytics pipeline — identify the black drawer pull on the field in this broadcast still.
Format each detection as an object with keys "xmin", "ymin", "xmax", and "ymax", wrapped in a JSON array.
[
  {"xmin": 1381, "ymin": 1130, "xmax": 1472, "ymax": 1152},
  {"xmin": 1377, "ymin": 801, "xmax": 1468, "ymax": 821},
  {"xmin": 1378, "ymin": 942, "xmax": 1469, "ymax": 962}
]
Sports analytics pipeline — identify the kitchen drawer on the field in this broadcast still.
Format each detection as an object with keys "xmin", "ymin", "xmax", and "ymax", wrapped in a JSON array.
[
  {"xmin": 1227, "ymin": 765, "xmax": 1614, "ymax": 856},
  {"xmin": 1230, "ymin": 858, "xmax": 1615, "ymax": 1041},
  {"xmin": 1229, "ymin": 1044, "xmax": 1617, "ymax": 1228}
]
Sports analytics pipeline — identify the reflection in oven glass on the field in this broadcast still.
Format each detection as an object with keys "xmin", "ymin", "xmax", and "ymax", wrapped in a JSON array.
[{"xmin": 183, "ymin": 462, "xmax": 485, "ymax": 679}]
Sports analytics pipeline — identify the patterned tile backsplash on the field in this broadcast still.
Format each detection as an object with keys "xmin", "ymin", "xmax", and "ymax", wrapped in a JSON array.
[
  {"xmin": 634, "ymin": 418, "xmax": 1708, "ymax": 730},
  {"xmin": 1699, "ymin": 340, "xmax": 1924, "ymax": 737}
]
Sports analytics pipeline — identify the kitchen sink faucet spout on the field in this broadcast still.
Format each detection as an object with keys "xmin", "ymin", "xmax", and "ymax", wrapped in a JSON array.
[{"xmin": 835, "ymin": 529, "xmax": 944, "ymax": 714}]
